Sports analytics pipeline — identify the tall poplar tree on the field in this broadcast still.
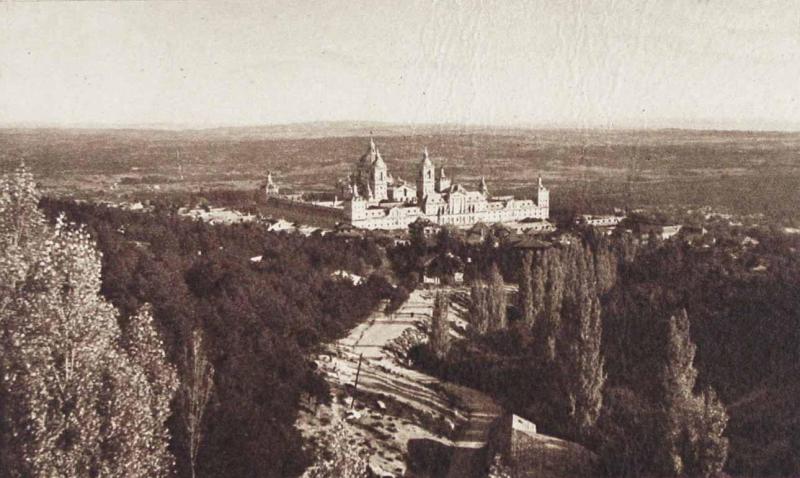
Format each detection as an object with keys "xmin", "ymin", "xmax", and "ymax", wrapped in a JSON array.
[
  {"xmin": 656, "ymin": 310, "xmax": 729, "ymax": 477},
  {"xmin": 181, "ymin": 329, "xmax": 215, "ymax": 478},
  {"xmin": 530, "ymin": 252, "xmax": 546, "ymax": 328},
  {"xmin": 486, "ymin": 263, "xmax": 507, "ymax": 331},
  {"xmin": 517, "ymin": 253, "xmax": 535, "ymax": 326},
  {"xmin": 541, "ymin": 248, "xmax": 565, "ymax": 361},
  {"xmin": 0, "ymin": 166, "xmax": 177, "ymax": 477},
  {"xmin": 559, "ymin": 245, "xmax": 605, "ymax": 439},
  {"xmin": 429, "ymin": 291, "xmax": 451, "ymax": 359},
  {"xmin": 469, "ymin": 280, "xmax": 490, "ymax": 335},
  {"xmin": 562, "ymin": 287, "xmax": 605, "ymax": 439}
]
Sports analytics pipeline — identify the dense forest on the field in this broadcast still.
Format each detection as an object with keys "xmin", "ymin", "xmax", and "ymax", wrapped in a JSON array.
[
  {"xmin": 407, "ymin": 227, "xmax": 800, "ymax": 477},
  {"xmin": 4, "ymin": 162, "xmax": 800, "ymax": 477},
  {"xmin": 31, "ymin": 197, "xmax": 401, "ymax": 477},
  {"xmin": 604, "ymin": 234, "xmax": 800, "ymax": 476}
]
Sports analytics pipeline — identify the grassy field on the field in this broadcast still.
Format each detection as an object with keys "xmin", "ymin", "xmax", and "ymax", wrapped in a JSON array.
[{"xmin": 2, "ymin": 124, "xmax": 799, "ymax": 223}]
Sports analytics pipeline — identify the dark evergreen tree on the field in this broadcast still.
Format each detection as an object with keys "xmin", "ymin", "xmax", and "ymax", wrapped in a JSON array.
[
  {"xmin": 517, "ymin": 252, "xmax": 535, "ymax": 326},
  {"xmin": 469, "ymin": 280, "xmax": 490, "ymax": 335},
  {"xmin": 541, "ymin": 248, "xmax": 565, "ymax": 361},
  {"xmin": 487, "ymin": 263, "xmax": 507, "ymax": 331},
  {"xmin": 429, "ymin": 291, "xmax": 451, "ymax": 359},
  {"xmin": 559, "ymin": 245, "xmax": 605, "ymax": 439},
  {"xmin": 530, "ymin": 252, "xmax": 547, "ymax": 327},
  {"xmin": 661, "ymin": 309, "xmax": 698, "ymax": 408},
  {"xmin": 656, "ymin": 310, "xmax": 729, "ymax": 477}
]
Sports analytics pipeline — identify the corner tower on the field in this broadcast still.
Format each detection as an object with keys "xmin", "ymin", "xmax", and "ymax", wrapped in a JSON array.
[
  {"xmin": 417, "ymin": 147, "xmax": 435, "ymax": 203},
  {"xmin": 536, "ymin": 176, "xmax": 549, "ymax": 214},
  {"xmin": 345, "ymin": 184, "xmax": 367, "ymax": 222}
]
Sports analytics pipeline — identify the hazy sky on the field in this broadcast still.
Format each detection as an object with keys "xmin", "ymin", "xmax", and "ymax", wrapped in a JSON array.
[{"xmin": 1, "ymin": 0, "xmax": 799, "ymax": 130}]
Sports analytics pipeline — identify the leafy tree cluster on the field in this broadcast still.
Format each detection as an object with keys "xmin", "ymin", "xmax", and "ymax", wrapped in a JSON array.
[
  {"xmin": 37, "ymin": 195, "xmax": 395, "ymax": 477},
  {"xmin": 599, "ymin": 310, "xmax": 729, "ymax": 478},
  {"xmin": 603, "ymin": 233, "xmax": 800, "ymax": 477},
  {"xmin": 467, "ymin": 263, "xmax": 508, "ymax": 334},
  {"xmin": 435, "ymin": 237, "xmax": 612, "ymax": 441},
  {"xmin": 303, "ymin": 418, "xmax": 370, "ymax": 478},
  {"xmin": 412, "ymin": 231, "xmax": 746, "ymax": 477},
  {"xmin": 522, "ymin": 239, "xmax": 608, "ymax": 440},
  {"xmin": 0, "ymin": 167, "xmax": 177, "ymax": 477}
]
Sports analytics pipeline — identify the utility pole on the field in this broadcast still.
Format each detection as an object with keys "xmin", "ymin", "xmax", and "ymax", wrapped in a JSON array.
[{"xmin": 350, "ymin": 353, "xmax": 363, "ymax": 408}]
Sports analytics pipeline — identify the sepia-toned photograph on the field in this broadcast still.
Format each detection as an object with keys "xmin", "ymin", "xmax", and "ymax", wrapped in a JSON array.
[{"xmin": 1, "ymin": 1, "xmax": 799, "ymax": 477}]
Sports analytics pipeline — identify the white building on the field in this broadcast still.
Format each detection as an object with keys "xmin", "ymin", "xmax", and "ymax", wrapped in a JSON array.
[
  {"xmin": 342, "ymin": 138, "xmax": 550, "ymax": 230},
  {"xmin": 578, "ymin": 214, "xmax": 624, "ymax": 227}
]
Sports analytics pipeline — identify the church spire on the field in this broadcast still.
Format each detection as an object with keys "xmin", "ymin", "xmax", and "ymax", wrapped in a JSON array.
[
  {"xmin": 373, "ymin": 147, "xmax": 385, "ymax": 168},
  {"xmin": 417, "ymin": 147, "xmax": 435, "ymax": 203},
  {"xmin": 421, "ymin": 146, "xmax": 432, "ymax": 167}
]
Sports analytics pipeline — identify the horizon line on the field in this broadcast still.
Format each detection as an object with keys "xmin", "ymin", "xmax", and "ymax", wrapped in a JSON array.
[{"xmin": 1, "ymin": 119, "xmax": 799, "ymax": 135}]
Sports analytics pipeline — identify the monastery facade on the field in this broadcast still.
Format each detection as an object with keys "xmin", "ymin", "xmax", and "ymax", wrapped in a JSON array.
[{"xmin": 339, "ymin": 138, "xmax": 550, "ymax": 230}]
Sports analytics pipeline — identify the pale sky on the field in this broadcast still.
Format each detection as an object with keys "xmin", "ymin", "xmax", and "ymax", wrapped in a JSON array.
[{"xmin": 1, "ymin": 0, "xmax": 799, "ymax": 130}]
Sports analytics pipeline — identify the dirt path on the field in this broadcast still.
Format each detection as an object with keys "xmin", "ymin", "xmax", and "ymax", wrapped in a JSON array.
[
  {"xmin": 343, "ymin": 288, "xmax": 502, "ymax": 477},
  {"xmin": 443, "ymin": 384, "xmax": 502, "ymax": 478},
  {"xmin": 299, "ymin": 286, "xmax": 597, "ymax": 477},
  {"xmin": 297, "ymin": 288, "xmax": 502, "ymax": 476}
]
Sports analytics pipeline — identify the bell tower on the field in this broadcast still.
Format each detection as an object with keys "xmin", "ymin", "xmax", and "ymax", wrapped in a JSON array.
[
  {"xmin": 370, "ymin": 149, "xmax": 388, "ymax": 201},
  {"xmin": 416, "ymin": 147, "xmax": 435, "ymax": 203},
  {"xmin": 536, "ymin": 176, "xmax": 549, "ymax": 216}
]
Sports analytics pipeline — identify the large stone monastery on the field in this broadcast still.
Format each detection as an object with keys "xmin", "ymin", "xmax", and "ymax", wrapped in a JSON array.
[
  {"xmin": 266, "ymin": 137, "xmax": 550, "ymax": 231},
  {"xmin": 339, "ymin": 138, "xmax": 549, "ymax": 230}
]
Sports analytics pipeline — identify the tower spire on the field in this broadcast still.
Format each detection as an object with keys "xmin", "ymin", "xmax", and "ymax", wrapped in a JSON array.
[{"xmin": 421, "ymin": 147, "xmax": 432, "ymax": 167}]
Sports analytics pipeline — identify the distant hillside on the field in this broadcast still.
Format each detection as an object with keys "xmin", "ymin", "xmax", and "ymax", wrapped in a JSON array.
[{"xmin": 5, "ymin": 121, "xmax": 800, "ymax": 140}]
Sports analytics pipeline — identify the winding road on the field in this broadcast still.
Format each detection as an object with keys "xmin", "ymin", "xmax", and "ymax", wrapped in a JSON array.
[{"xmin": 339, "ymin": 288, "xmax": 502, "ymax": 477}]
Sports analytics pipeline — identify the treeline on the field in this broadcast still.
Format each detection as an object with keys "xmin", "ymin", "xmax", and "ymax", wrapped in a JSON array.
[
  {"xmin": 35, "ymin": 196, "xmax": 398, "ymax": 476},
  {"xmin": 547, "ymin": 173, "xmax": 800, "ymax": 226},
  {"xmin": 126, "ymin": 188, "xmax": 264, "ymax": 215}
]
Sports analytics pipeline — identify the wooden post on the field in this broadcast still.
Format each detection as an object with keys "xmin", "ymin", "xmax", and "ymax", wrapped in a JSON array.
[{"xmin": 350, "ymin": 353, "xmax": 363, "ymax": 408}]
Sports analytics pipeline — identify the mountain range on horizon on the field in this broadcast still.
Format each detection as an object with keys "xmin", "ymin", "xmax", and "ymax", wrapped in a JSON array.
[{"xmin": 2, "ymin": 119, "xmax": 800, "ymax": 139}]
